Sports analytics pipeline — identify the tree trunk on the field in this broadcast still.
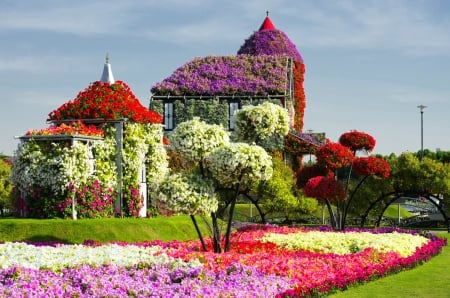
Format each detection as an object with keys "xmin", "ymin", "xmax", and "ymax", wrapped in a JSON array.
[{"xmin": 190, "ymin": 215, "xmax": 207, "ymax": 251}]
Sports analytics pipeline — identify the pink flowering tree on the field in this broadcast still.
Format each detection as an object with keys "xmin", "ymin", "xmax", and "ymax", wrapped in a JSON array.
[{"xmin": 299, "ymin": 130, "xmax": 390, "ymax": 230}]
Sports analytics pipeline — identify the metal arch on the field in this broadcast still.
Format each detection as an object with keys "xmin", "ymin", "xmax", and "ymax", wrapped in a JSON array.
[{"xmin": 361, "ymin": 190, "xmax": 449, "ymax": 232}]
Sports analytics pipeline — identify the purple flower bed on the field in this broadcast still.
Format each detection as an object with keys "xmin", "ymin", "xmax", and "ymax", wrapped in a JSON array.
[{"xmin": 0, "ymin": 263, "xmax": 293, "ymax": 297}]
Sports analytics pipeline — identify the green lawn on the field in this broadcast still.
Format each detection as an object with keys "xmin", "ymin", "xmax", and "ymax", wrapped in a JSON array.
[{"xmin": 0, "ymin": 216, "xmax": 210, "ymax": 244}]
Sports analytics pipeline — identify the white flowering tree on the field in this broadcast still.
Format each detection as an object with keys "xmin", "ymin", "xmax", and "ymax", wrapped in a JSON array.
[
  {"xmin": 234, "ymin": 101, "xmax": 290, "ymax": 144},
  {"xmin": 153, "ymin": 118, "xmax": 229, "ymax": 251},
  {"xmin": 152, "ymin": 118, "xmax": 273, "ymax": 252},
  {"xmin": 205, "ymin": 142, "xmax": 273, "ymax": 251}
]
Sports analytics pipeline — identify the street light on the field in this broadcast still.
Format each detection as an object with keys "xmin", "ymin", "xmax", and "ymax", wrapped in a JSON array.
[{"xmin": 417, "ymin": 105, "xmax": 427, "ymax": 160}]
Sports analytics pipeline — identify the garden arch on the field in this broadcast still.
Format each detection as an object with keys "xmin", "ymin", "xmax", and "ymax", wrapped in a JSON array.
[{"xmin": 360, "ymin": 190, "xmax": 449, "ymax": 232}]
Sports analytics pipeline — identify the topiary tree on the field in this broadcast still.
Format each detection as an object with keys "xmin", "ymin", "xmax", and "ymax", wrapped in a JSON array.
[{"xmin": 299, "ymin": 130, "xmax": 391, "ymax": 230}]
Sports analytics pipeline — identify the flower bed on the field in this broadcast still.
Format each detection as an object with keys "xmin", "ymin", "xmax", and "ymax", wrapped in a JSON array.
[{"xmin": 0, "ymin": 225, "xmax": 446, "ymax": 297}]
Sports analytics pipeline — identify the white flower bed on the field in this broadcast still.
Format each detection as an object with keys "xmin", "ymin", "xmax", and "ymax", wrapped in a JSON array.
[{"xmin": 261, "ymin": 231, "xmax": 429, "ymax": 257}]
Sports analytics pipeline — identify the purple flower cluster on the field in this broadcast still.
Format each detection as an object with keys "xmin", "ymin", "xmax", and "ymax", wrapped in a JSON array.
[
  {"xmin": 237, "ymin": 29, "xmax": 303, "ymax": 62},
  {"xmin": 0, "ymin": 263, "xmax": 293, "ymax": 297},
  {"xmin": 151, "ymin": 55, "xmax": 289, "ymax": 96}
]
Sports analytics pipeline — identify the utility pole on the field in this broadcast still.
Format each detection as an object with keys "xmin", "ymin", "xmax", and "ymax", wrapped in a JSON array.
[{"xmin": 417, "ymin": 105, "xmax": 427, "ymax": 160}]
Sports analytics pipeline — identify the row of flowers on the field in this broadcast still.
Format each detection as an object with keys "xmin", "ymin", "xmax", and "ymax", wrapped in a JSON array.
[{"xmin": 0, "ymin": 225, "xmax": 446, "ymax": 297}]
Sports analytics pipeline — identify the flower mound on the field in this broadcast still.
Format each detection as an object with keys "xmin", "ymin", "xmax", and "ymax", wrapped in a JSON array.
[{"xmin": 0, "ymin": 226, "xmax": 446, "ymax": 297}]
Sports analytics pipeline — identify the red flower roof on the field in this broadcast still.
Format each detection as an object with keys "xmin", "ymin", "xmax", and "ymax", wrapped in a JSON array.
[{"xmin": 48, "ymin": 81, "xmax": 162, "ymax": 124}]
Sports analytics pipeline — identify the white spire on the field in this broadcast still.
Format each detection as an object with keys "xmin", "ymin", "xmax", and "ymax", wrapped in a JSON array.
[{"xmin": 100, "ymin": 53, "xmax": 115, "ymax": 84}]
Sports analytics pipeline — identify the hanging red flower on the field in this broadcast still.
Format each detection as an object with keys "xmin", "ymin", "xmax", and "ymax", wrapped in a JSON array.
[
  {"xmin": 339, "ymin": 130, "xmax": 376, "ymax": 152},
  {"xmin": 296, "ymin": 164, "xmax": 334, "ymax": 188},
  {"xmin": 353, "ymin": 156, "xmax": 391, "ymax": 178},
  {"xmin": 293, "ymin": 61, "xmax": 306, "ymax": 132},
  {"xmin": 48, "ymin": 81, "xmax": 163, "ymax": 124},
  {"xmin": 304, "ymin": 176, "xmax": 346, "ymax": 203},
  {"xmin": 316, "ymin": 142, "xmax": 354, "ymax": 170}
]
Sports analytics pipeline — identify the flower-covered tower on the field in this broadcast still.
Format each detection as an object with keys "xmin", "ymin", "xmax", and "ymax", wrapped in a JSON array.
[{"xmin": 237, "ymin": 12, "xmax": 306, "ymax": 132}]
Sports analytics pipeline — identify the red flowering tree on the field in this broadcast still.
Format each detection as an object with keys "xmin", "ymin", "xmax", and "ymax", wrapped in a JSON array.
[
  {"xmin": 339, "ymin": 130, "xmax": 375, "ymax": 153},
  {"xmin": 353, "ymin": 156, "xmax": 390, "ymax": 178},
  {"xmin": 298, "ymin": 131, "xmax": 391, "ymax": 230},
  {"xmin": 304, "ymin": 176, "xmax": 346, "ymax": 203},
  {"xmin": 296, "ymin": 165, "xmax": 334, "ymax": 188},
  {"xmin": 316, "ymin": 142, "xmax": 354, "ymax": 170}
]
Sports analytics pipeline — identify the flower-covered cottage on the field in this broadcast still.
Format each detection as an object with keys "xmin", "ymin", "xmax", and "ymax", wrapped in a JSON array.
[
  {"xmin": 12, "ymin": 57, "xmax": 168, "ymax": 219},
  {"xmin": 150, "ymin": 14, "xmax": 325, "ymax": 160}
]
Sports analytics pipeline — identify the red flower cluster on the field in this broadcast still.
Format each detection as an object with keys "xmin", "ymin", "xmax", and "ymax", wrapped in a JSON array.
[
  {"xmin": 353, "ymin": 156, "xmax": 391, "ymax": 178},
  {"xmin": 339, "ymin": 130, "xmax": 376, "ymax": 152},
  {"xmin": 48, "ymin": 81, "xmax": 162, "ymax": 124},
  {"xmin": 296, "ymin": 165, "xmax": 334, "ymax": 188},
  {"xmin": 304, "ymin": 176, "xmax": 346, "ymax": 203},
  {"xmin": 316, "ymin": 142, "xmax": 354, "ymax": 170},
  {"xmin": 26, "ymin": 121, "xmax": 104, "ymax": 137}
]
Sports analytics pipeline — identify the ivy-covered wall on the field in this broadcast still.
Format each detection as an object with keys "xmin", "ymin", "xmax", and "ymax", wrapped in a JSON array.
[{"xmin": 151, "ymin": 97, "xmax": 285, "ymax": 131}]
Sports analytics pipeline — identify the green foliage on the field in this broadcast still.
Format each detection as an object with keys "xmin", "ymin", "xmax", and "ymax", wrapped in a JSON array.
[
  {"xmin": 258, "ymin": 156, "xmax": 318, "ymax": 221},
  {"xmin": 174, "ymin": 99, "xmax": 228, "ymax": 128},
  {"xmin": 388, "ymin": 152, "xmax": 450, "ymax": 196},
  {"xmin": 0, "ymin": 158, "xmax": 13, "ymax": 213}
]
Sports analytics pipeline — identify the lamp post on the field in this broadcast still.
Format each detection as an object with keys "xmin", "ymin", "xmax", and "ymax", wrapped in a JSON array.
[{"xmin": 417, "ymin": 105, "xmax": 427, "ymax": 160}]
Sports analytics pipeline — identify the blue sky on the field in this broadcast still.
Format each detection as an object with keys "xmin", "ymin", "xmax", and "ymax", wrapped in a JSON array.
[{"xmin": 1, "ymin": 0, "xmax": 450, "ymax": 156}]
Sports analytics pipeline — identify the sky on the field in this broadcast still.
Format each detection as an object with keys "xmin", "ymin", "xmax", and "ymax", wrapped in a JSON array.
[{"xmin": 1, "ymin": 0, "xmax": 450, "ymax": 157}]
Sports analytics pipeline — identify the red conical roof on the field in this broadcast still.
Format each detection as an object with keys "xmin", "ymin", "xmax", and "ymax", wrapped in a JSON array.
[{"xmin": 259, "ymin": 16, "xmax": 276, "ymax": 31}]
